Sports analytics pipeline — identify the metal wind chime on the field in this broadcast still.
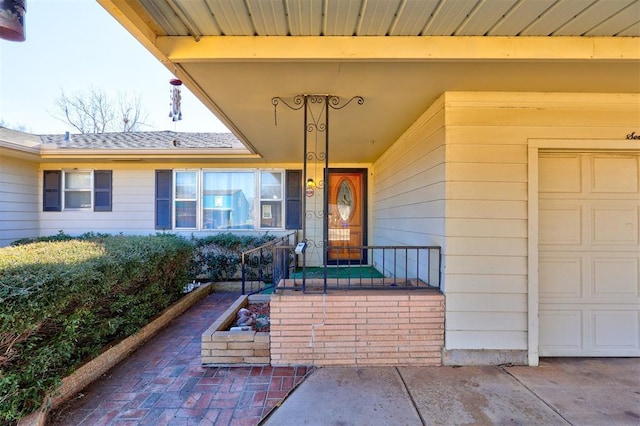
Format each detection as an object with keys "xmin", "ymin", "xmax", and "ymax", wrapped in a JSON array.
[
  {"xmin": 169, "ymin": 77, "xmax": 183, "ymax": 122},
  {"xmin": 0, "ymin": 0, "xmax": 26, "ymax": 42}
]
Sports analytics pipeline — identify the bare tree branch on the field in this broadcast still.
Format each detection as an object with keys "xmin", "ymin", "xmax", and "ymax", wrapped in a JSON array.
[{"xmin": 51, "ymin": 87, "xmax": 149, "ymax": 134}]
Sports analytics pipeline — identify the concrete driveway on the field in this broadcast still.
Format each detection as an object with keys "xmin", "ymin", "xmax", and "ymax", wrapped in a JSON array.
[{"xmin": 262, "ymin": 358, "xmax": 640, "ymax": 425}]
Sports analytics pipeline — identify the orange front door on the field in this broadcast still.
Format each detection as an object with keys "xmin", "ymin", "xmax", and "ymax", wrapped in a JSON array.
[{"xmin": 327, "ymin": 169, "xmax": 366, "ymax": 264}]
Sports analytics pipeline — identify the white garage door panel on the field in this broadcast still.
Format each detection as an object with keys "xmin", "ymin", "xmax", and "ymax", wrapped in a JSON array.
[
  {"xmin": 540, "ymin": 306, "xmax": 640, "ymax": 356},
  {"xmin": 592, "ymin": 206, "xmax": 638, "ymax": 245},
  {"xmin": 539, "ymin": 257, "xmax": 582, "ymax": 297},
  {"xmin": 539, "ymin": 310, "xmax": 583, "ymax": 354},
  {"xmin": 592, "ymin": 257, "xmax": 639, "ymax": 296},
  {"xmin": 539, "ymin": 153, "xmax": 640, "ymax": 357},
  {"xmin": 592, "ymin": 310, "xmax": 639, "ymax": 350},
  {"xmin": 591, "ymin": 156, "xmax": 638, "ymax": 193},
  {"xmin": 539, "ymin": 205, "xmax": 582, "ymax": 245}
]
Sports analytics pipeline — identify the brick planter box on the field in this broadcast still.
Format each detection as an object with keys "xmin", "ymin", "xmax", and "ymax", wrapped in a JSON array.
[{"xmin": 201, "ymin": 294, "xmax": 270, "ymax": 366}]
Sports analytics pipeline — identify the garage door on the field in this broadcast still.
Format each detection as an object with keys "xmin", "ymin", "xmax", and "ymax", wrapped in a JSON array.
[{"xmin": 538, "ymin": 152, "xmax": 640, "ymax": 357}]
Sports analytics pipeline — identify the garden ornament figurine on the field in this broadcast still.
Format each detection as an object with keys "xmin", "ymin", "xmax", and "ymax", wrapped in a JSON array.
[{"xmin": 236, "ymin": 308, "xmax": 255, "ymax": 327}]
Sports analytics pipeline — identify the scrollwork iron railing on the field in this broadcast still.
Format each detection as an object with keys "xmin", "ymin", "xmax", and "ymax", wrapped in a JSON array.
[
  {"xmin": 240, "ymin": 233, "xmax": 297, "ymax": 295},
  {"xmin": 245, "ymin": 244, "xmax": 442, "ymax": 294}
]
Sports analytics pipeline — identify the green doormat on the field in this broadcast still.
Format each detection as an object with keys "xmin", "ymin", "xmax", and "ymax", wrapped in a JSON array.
[{"xmin": 291, "ymin": 266, "xmax": 384, "ymax": 279}]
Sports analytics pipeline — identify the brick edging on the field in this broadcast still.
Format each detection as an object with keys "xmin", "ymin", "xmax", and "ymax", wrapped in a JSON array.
[{"xmin": 18, "ymin": 283, "xmax": 214, "ymax": 426}]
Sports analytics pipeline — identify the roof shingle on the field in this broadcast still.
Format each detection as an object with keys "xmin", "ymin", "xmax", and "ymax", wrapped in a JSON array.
[{"xmin": 38, "ymin": 131, "xmax": 241, "ymax": 150}]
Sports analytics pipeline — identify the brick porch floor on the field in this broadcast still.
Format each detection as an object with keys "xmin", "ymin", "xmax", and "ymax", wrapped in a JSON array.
[{"xmin": 49, "ymin": 291, "xmax": 312, "ymax": 426}]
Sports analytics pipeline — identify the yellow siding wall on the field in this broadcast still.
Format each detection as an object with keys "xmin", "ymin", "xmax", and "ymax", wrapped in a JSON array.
[
  {"xmin": 373, "ymin": 95, "xmax": 447, "ymax": 250},
  {"xmin": 0, "ymin": 155, "xmax": 39, "ymax": 246},
  {"xmin": 38, "ymin": 166, "xmax": 156, "ymax": 237},
  {"xmin": 443, "ymin": 92, "xmax": 639, "ymax": 353},
  {"xmin": 35, "ymin": 162, "xmax": 319, "ymax": 240}
]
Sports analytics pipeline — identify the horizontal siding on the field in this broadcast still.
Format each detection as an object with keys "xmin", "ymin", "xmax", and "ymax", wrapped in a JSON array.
[
  {"xmin": 373, "ymin": 96, "xmax": 446, "ymax": 285},
  {"xmin": 445, "ymin": 237, "xmax": 527, "ymax": 257},
  {"xmin": 444, "ymin": 274, "xmax": 527, "ymax": 294},
  {"xmin": 445, "ymin": 218, "xmax": 527, "ymax": 238},
  {"xmin": 374, "ymin": 97, "xmax": 446, "ymax": 237},
  {"xmin": 38, "ymin": 169, "xmax": 157, "ymax": 236},
  {"xmin": 446, "ymin": 163, "xmax": 527, "ymax": 182},
  {"xmin": 446, "ymin": 331, "xmax": 527, "ymax": 350},
  {"xmin": 0, "ymin": 155, "xmax": 39, "ymax": 246},
  {"xmin": 447, "ymin": 181, "xmax": 527, "ymax": 201},
  {"xmin": 447, "ymin": 312, "xmax": 527, "ymax": 332},
  {"xmin": 35, "ymin": 164, "xmax": 305, "ymax": 240},
  {"xmin": 442, "ymin": 91, "xmax": 640, "ymax": 352},
  {"xmin": 446, "ymin": 144, "xmax": 527, "ymax": 163}
]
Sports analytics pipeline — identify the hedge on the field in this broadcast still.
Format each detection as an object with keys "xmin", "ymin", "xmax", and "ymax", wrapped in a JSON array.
[
  {"xmin": 189, "ymin": 233, "xmax": 276, "ymax": 282},
  {"xmin": 0, "ymin": 234, "xmax": 194, "ymax": 423}
]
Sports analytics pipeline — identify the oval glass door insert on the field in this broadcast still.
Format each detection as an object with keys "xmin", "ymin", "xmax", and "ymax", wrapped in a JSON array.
[{"xmin": 337, "ymin": 179, "xmax": 354, "ymax": 221}]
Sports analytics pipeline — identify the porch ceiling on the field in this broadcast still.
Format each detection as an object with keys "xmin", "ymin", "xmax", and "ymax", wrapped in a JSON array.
[{"xmin": 98, "ymin": 0, "xmax": 640, "ymax": 163}]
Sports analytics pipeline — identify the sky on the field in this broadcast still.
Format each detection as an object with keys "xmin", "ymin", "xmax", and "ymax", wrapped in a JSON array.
[{"xmin": 0, "ymin": 0, "xmax": 229, "ymax": 135}]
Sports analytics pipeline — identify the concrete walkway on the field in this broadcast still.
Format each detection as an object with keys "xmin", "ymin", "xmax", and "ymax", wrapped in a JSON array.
[{"xmin": 262, "ymin": 358, "xmax": 640, "ymax": 426}]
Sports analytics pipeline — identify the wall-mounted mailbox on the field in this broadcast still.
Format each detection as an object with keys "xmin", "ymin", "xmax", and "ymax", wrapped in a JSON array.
[{"xmin": 295, "ymin": 242, "xmax": 307, "ymax": 254}]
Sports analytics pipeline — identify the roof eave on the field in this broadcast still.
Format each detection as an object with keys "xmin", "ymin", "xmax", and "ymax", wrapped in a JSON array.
[{"xmin": 38, "ymin": 148, "xmax": 260, "ymax": 160}]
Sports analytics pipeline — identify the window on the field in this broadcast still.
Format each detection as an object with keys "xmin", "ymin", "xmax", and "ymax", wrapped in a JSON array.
[
  {"xmin": 202, "ymin": 171, "xmax": 254, "ymax": 229},
  {"xmin": 260, "ymin": 171, "xmax": 282, "ymax": 228},
  {"xmin": 285, "ymin": 170, "xmax": 302, "ymax": 229},
  {"xmin": 43, "ymin": 170, "xmax": 112, "ymax": 212},
  {"xmin": 175, "ymin": 171, "xmax": 198, "ymax": 228},
  {"xmin": 155, "ymin": 170, "xmax": 172, "ymax": 229},
  {"xmin": 161, "ymin": 169, "xmax": 290, "ymax": 231},
  {"xmin": 93, "ymin": 170, "xmax": 112, "ymax": 211},
  {"xmin": 64, "ymin": 171, "xmax": 92, "ymax": 209}
]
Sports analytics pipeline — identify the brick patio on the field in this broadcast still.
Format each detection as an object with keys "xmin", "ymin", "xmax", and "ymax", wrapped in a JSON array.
[{"xmin": 49, "ymin": 292, "xmax": 311, "ymax": 426}]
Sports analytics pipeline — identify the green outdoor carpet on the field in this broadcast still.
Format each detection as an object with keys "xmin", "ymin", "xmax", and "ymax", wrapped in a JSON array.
[{"xmin": 290, "ymin": 266, "xmax": 384, "ymax": 279}]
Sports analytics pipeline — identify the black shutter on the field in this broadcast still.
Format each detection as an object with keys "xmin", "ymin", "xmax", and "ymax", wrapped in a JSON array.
[
  {"xmin": 155, "ymin": 170, "xmax": 172, "ymax": 229},
  {"xmin": 43, "ymin": 170, "xmax": 61, "ymax": 211},
  {"xmin": 94, "ymin": 170, "xmax": 112, "ymax": 211},
  {"xmin": 285, "ymin": 170, "xmax": 302, "ymax": 230}
]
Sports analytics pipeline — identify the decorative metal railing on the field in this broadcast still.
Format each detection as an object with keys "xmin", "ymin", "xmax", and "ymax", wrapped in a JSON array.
[
  {"xmin": 240, "ymin": 233, "xmax": 297, "ymax": 295},
  {"xmin": 242, "ymin": 242, "xmax": 441, "ymax": 294}
]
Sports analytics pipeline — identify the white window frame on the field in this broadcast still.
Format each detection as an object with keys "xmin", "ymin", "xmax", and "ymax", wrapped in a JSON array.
[
  {"xmin": 173, "ymin": 170, "xmax": 199, "ymax": 229},
  {"xmin": 62, "ymin": 170, "xmax": 93, "ymax": 210},
  {"xmin": 258, "ymin": 170, "xmax": 284, "ymax": 229},
  {"xmin": 172, "ymin": 169, "xmax": 286, "ymax": 231}
]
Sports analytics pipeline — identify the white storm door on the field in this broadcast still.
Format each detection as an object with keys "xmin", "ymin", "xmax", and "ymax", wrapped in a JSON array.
[{"xmin": 538, "ymin": 152, "xmax": 640, "ymax": 357}]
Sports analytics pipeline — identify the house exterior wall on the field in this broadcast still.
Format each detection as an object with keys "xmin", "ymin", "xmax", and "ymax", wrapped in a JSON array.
[
  {"xmin": 0, "ymin": 154, "xmax": 39, "ymax": 246},
  {"xmin": 372, "ymin": 95, "xmax": 447, "ymax": 281},
  {"xmin": 374, "ymin": 91, "xmax": 638, "ymax": 365},
  {"xmin": 35, "ymin": 162, "xmax": 368, "ymax": 242},
  {"xmin": 443, "ymin": 92, "xmax": 638, "ymax": 365},
  {"xmin": 38, "ymin": 165, "xmax": 156, "ymax": 237}
]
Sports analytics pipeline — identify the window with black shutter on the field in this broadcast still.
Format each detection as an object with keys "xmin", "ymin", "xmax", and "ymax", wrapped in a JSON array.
[
  {"xmin": 285, "ymin": 170, "xmax": 302, "ymax": 230},
  {"xmin": 43, "ymin": 170, "xmax": 61, "ymax": 211},
  {"xmin": 155, "ymin": 170, "xmax": 172, "ymax": 229},
  {"xmin": 94, "ymin": 170, "xmax": 112, "ymax": 211}
]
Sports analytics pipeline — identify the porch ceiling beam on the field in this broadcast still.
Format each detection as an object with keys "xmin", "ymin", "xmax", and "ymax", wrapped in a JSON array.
[{"xmin": 157, "ymin": 36, "xmax": 640, "ymax": 62}]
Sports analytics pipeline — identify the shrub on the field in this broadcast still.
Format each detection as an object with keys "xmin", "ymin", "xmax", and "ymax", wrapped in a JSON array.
[
  {"xmin": 0, "ymin": 234, "xmax": 193, "ymax": 423},
  {"xmin": 189, "ymin": 233, "xmax": 276, "ymax": 282}
]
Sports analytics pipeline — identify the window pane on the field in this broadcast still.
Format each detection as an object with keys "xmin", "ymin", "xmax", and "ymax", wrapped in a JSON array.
[
  {"xmin": 65, "ymin": 171, "xmax": 91, "ymax": 190},
  {"xmin": 203, "ymin": 171, "xmax": 255, "ymax": 229},
  {"xmin": 175, "ymin": 200, "xmax": 197, "ymax": 228},
  {"xmin": 65, "ymin": 191, "xmax": 91, "ymax": 209},
  {"xmin": 260, "ymin": 201, "xmax": 282, "ymax": 228},
  {"xmin": 261, "ymin": 171, "xmax": 282, "ymax": 200},
  {"xmin": 176, "ymin": 171, "xmax": 197, "ymax": 199}
]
